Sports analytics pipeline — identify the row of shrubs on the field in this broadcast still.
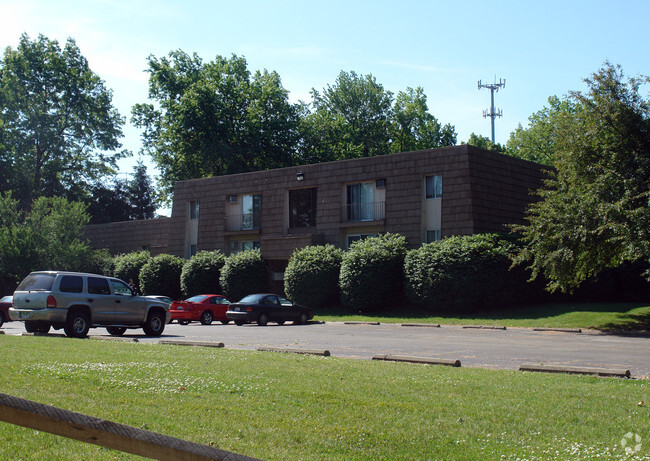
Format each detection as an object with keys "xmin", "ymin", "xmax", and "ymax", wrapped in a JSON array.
[{"xmin": 105, "ymin": 232, "xmax": 649, "ymax": 314}]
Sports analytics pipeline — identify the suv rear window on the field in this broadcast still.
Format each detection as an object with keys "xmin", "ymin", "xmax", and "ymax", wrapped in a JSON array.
[
  {"xmin": 16, "ymin": 273, "xmax": 56, "ymax": 292},
  {"xmin": 88, "ymin": 277, "xmax": 111, "ymax": 295},
  {"xmin": 60, "ymin": 276, "xmax": 83, "ymax": 293}
]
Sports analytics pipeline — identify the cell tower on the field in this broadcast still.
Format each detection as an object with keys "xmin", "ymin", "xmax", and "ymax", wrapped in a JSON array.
[{"xmin": 478, "ymin": 78, "xmax": 505, "ymax": 143}]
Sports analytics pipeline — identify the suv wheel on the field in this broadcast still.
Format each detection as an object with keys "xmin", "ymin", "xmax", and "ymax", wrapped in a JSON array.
[
  {"xmin": 143, "ymin": 311, "xmax": 165, "ymax": 337},
  {"xmin": 0, "ymin": 311, "xmax": 4, "ymax": 328},
  {"xmin": 64, "ymin": 310, "xmax": 90, "ymax": 338},
  {"xmin": 200, "ymin": 311, "xmax": 214, "ymax": 325},
  {"xmin": 106, "ymin": 326, "xmax": 127, "ymax": 336}
]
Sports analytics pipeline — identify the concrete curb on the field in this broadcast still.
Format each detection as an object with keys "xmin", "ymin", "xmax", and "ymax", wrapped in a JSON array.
[
  {"xmin": 256, "ymin": 346, "xmax": 330, "ymax": 356},
  {"xmin": 519, "ymin": 363, "xmax": 630, "ymax": 378},
  {"xmin": 462, "ymin": 325, "xmax": 506, "ymax": 330},
  {"xmin": 344, "ymin": 321, "xmax": 380, "ymax": 325},
  {"xmin": 160, "ymin": 340, "xmax": 225, "ymax": 348},
  {"xmin": 373, "ymin": 354, "xmax": 461, "ymax": 367},
  {"xmin": 533, "ymin": 328, "xmax": 582, "ymax": 333},
  {"xmin": 95, "ymin": 336, "xmax": 140, "ymax": 343},
  {"xmin": 401, "ymin": 323, "xmax": 441, "ymax": 328},
  {"xmin": 21, "ymin": 332, "xmax": 65, "ymax": 337}
]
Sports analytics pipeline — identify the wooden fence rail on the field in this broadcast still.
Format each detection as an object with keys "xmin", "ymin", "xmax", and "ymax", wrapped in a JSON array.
[{"xmin": 0, "ymin": 393, "xmax": 262, "ymax": 460}]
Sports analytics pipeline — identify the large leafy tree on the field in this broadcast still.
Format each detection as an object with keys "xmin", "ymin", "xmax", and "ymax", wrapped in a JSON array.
[
  {"xmin": 465, "ymin": 133, "xmax": 506, "ymax": 153},
  {"xmin": 390, "ymin": 87, "xmax": 456, "ymax": 152},
  {"xmin": 0, "ymin": 193, "xmax": 105, "ymax": 293},
  {"xmin": 513, "ymin": 63, "xmax": 650, "ymax": 292},
  {"xmin": 132, "ymin": 52, "xmax": 300, "ymax": 198},
  {"xmin": 0, "ymin": 34, "xmax": 126, "ymax": 210},
  {"xmin": 506, "ymin": 96, "xmax": 579, "ymax": 166},
  {"xmin": 302, "ymin": 71, "xmax": 394, "ymax": 161}
]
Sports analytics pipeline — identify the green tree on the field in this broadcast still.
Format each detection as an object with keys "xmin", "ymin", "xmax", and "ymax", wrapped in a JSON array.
[
  {"xmin": 86, "ymin": 178, "xmax": 132, "ymax": 224},
  {"xmin": 139, "ymin": 253, "xmax": 184, "ymax": 299},
  {"xmin": 0, "ymin": 34, "xmax": 126, "ymax": 209},
  {"xmin": 390, "ymin": 87, "xmax": 456, "ymax": 152},
  {"xmin": 513, "ymin": 63, "xmax": 650, "ymax": 292},
  {"xmin": 127, "ymin": 161, "xmax": 157, "ymax": 220},
  {"xmin": 0, "ymin": 193, "xmax": 102, "ymax": 293},
  {"xmin": 305, "ymin": 71, "xmax": 393, "ymax": 160},
  {"xmin": 132, "ymin": 52, "xmax": 300, "ymax": 199},
  {"xmin": 464, "ymin": 133, "xmax": 506, "ymax": 153},
  {"xmin": 506, "ymin": 96, "xmax": 579, "ymax": 166}
]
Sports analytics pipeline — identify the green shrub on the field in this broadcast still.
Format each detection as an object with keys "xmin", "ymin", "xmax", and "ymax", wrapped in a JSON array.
[
  {"xmin": 180, "ymin": 250, "xmax": 226, "ymax": 297},
  {"xmin": 219, "ymin": 249, "xmax": 267, "ymax": 302},
  {"xmin": 139, "ymin": 253, "xmax": 184, "ymax": 300},
  {"xmin": 339, "ymin": 233, "xmax": 408, "ymax": 313},
  {"xmin": 113, "ymin": 250, "xmax": 151, "ymax": 292},
  {"xmin": 284, "ymin": 245, "xmax": 343, "ymax": 309},
  {"xmin": 404, "ymin": 234, "xmax": 531, "ymax": 313}
]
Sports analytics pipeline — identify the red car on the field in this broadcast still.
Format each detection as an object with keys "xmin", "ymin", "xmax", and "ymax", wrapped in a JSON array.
[
  {"xmin": 0, "ymin": 295, "xmax": 12, "ymax": 328},
  {"xmin": 169, "ymin": 295, "xmax": 232, "ymax": 325}
]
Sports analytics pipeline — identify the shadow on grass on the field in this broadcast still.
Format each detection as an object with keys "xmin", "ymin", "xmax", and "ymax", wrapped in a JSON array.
[{"xmin": 315, "ymin": 302, "xmax": 650, "ymax": 335}]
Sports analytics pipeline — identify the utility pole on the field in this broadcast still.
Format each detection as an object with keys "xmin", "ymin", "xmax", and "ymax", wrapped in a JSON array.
[{"xmin": 478, "ymin": 78, "xmax": 505, "ymax": 143}]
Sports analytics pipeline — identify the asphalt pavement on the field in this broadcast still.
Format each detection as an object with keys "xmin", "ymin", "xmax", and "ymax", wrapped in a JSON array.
[{"xmin": 3, "ymin": 320, "xmax": 648, "ymax": 378}]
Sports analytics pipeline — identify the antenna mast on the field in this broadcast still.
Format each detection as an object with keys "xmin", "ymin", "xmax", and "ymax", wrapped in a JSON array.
[{"xmin": 478, "ymin": 78, "xmax": 505, "ymax": 143}]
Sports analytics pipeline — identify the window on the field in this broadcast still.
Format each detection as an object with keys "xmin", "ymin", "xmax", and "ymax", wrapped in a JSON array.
[
  {"xmin": 425, "ymin": 175, "xmax": 442, "ymax": 199},
  {"xmin": 189, "ymin": 200, "xmax": 199, "ymax": 219},
  {"xmin": 346, "ymin": 233, "xmax": 376, "ymax": 249},
  {"xmin": 88, "ymin": 277, "xmax": 111, "ymax": 295},
  {"xmin": 426, "ymin": 230, "xmax": 441, "ymax": 243},
  {"xmin": 346, "ymin": 182, "xmax": 374, "ymax": 221},
  {"xmin": 242, "ymin": 240, "xmax": 260, "ymax": 251},
  {"xmin": 289, "ymin": 187, "xmax": 317, "ymax": 228},
  {"xmin": 189, "ymin": 244, "xmax": 197, "ymax": 257},
  {"xmin": 112, "ymin": 279, "xmax": 133, "ymax": 296},
  {"xmin": 60, "ymin": 276, "xmax": 83, "ymax": 293},
  {"xmin": 242, "ymin": 194, "xmax": 261, "ymax": 230}
]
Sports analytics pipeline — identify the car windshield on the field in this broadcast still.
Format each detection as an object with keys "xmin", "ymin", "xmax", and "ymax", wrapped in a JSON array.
[
  {"xmin": 186, "ymin": 295, "xmax": 208, "ymax": 303},
  {"xmin": 0, "ymin": 295, "xmax": 12, "ymax": 302},
  {"xmin": 16, "ymin": 273, "xmax": 56, "ymax": 292},
  {"xmin": 238, "ymin": 294, "xmax": 265, "ymax": 303}
]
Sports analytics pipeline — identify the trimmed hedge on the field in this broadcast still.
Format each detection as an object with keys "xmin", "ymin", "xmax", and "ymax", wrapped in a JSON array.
[
  {"xmin": 404, "ymin": 234, "xmax": 532, "ymax": 313},
  {"xmin": 113, "ymin": 250, "xmax": 151, "ymax": 292},
  {"xmin": 180, "ymin": 250, "xmax": 226, "ymax": 297},
  {"xmin": 139, "ymin": 253, "xmax": 184, "ymax": 300},
  {"xmin": 284, "ymin": 245, "xmax": 343, "ymax": 309},
  {"xmin": 339, "ymin": 233, "xmax": 408, "ymax": 312},
  {"xmin": 219, "ymin": 249, "xmax": 267, "ymax": 302}
]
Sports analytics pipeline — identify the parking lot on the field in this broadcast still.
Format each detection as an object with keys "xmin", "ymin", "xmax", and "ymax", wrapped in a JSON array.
[{"xmin": 3, "ymin": 320, "xmax": 649, "ymax": 378}]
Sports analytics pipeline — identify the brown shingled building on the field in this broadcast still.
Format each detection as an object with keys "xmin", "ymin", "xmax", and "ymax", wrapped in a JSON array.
[{"xmin": 85, "ymin": 145, "xmax": 546, "ymax": 291}]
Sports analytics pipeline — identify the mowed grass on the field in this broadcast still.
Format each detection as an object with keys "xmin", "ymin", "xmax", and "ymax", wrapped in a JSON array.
[
  {"xmin": 0, "ymin": 336, "xmax": 648, "ymax": 460},
  {"xmin": 316, "ymin": 303, "xmax": 650, "ymax": 331}
]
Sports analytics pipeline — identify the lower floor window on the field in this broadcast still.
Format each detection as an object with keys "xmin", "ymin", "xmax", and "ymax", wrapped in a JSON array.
[
  {"xmin": 346, "ymin": 233, "xmax": 376, "ymax": 249},
  {"xmin": 242, "ymin": 240, "xmax": 261, "ymax": 251},
  {"xmin": 425, "ymin": 230, "xmax": 441, "ymax": 243}
]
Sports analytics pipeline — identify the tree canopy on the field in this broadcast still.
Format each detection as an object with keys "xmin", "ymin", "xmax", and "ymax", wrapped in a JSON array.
[
  {"xmin": 513, "ymin": 63, "xmax": 650, "ymax": 292},
  {"xmin": 506, "ymin": 96, "xmax": 580, "ymax": 166},
  {"xmin": 0, "ymin": 34, "xmax": 126, "ymax": 210},
  {"xmin": 300, "ymin": 72, "xmax": 456, "ymax": 163},
  {"xmin": 132, "ymin": 52, "xmax": 301, "ymax": 199}
]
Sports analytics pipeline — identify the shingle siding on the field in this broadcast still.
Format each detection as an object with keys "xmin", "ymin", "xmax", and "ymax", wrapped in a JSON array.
[{"xmin": 86, "ymin": 145, "xmax": 546, "ymax": 260}]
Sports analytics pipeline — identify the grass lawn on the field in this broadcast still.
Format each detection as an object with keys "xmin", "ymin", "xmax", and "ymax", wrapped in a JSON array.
[
  {"xmin": 315, "ymin": 303, "xmax": 650, "ymax": 332},
  {"xmin": 0, "ymin": 335, "xmax": 648, "ymax": 460}
]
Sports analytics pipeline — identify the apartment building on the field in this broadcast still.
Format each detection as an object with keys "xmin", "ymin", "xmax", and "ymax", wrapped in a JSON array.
[{"xmin": 86, "ymin": 145, "xmax": 546, "ymax": 285}]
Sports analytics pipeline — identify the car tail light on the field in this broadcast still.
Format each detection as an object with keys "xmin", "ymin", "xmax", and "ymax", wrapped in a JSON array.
[
  {"xmin": 247, "ymin": 306, "xmax": 252, "ymax": 312},
  {"xmin": 47, "ymin": 295, "xmax": 57, "ymax": 309}
]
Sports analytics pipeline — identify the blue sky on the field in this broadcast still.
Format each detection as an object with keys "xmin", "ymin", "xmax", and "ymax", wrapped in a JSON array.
[{"xmin": 2, "ymin": 0, "xmax": 649, "ymax": 191}]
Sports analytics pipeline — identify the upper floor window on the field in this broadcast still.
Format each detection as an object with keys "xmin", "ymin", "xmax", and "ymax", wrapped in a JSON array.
[
  {"xmin": 189, "ymin": 200, "xmax": 199, "ymax": 219},
  {"xmin": 289, "ymin": 187, "xmax": 317, "ymax": 228},
  {"xmin": 425, "ymin": 175, "xmax": 442, "ymax": 199},
  {"xmin": 242, "ymin": 194, "xmax": 262, "ymax": 230},
  {"xmin": 346, "ymin": 182, "xmax": 384, "ymax": 222}
]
